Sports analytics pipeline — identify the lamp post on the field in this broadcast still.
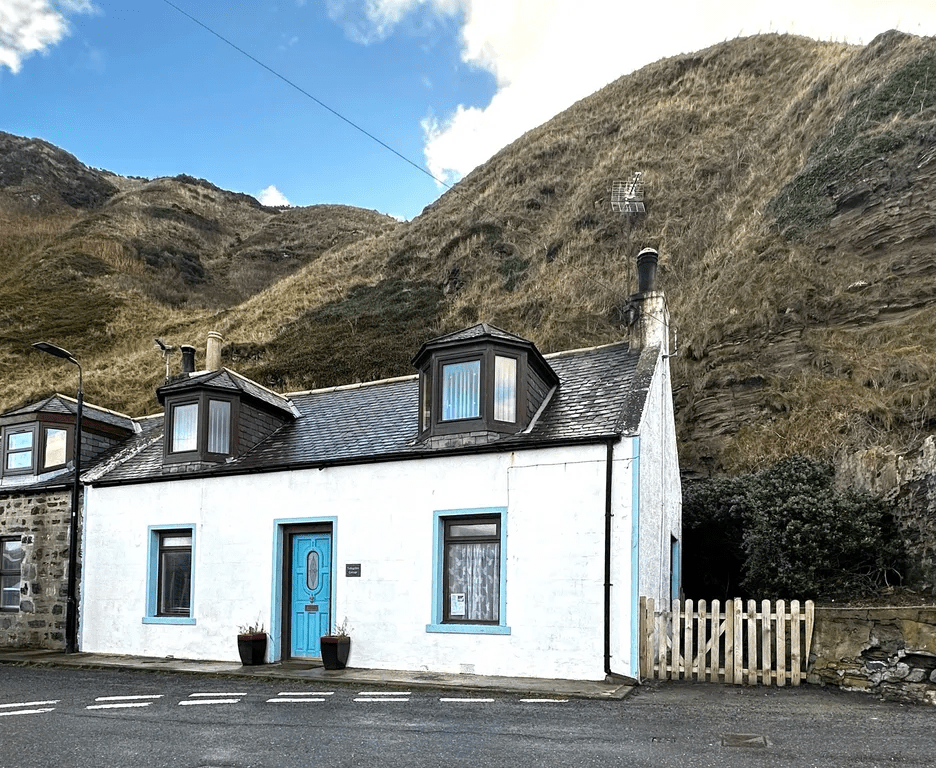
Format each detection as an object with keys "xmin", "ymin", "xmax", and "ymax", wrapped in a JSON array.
[{"xmin": 32, "ymin": 342, "xmax": 82, "ymax": 654}]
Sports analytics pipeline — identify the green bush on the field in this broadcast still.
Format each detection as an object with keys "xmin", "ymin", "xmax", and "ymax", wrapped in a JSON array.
[{"xmin": 683, "ymin": 457, "xmax": 904, "ymax": 600}]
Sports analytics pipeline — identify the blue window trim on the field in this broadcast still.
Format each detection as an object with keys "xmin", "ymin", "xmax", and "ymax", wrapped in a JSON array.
[
  {"xmin": 143, "ymin": 524, "xmax": 196, "ymax": 625},
  {"xmin": 426, "ymin": 506, "xmax": 510, "ymax": 635}
]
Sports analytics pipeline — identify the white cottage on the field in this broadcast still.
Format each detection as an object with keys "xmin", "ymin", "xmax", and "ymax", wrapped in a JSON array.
[{"xmin": 80, "ymin": 248, "xmax": 680, "ymax": 682}]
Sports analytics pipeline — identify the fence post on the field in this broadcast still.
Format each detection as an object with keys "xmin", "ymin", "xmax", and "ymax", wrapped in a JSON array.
[
  {"xmin": 673, "ymin": 599, "xmax": 684, "ymax": 679},
  {"xmin": 790, "ymin": 599, "xmax": 801, "ymax": 686},
  {"xmin": 746, "ymin": 599, "xmax": 757, "ymax": 685},
  {"xmin": 684, "ymin": 599, "xmax": 695, "ymax": 679},
  {"xmin": 639, "ymin": 596, "xmax": 648, "ymax": 680},
  {"xmin": 776, "ymin": 599, "xmax": 786, "ymax": 687},
  {"xmin": 733, "ymin": 598, "xmax": 744, "ymax": 684},
  {"xmin": 709, "ymin": 599, "xmax": 720, "ymax": 683},
  {"xmin": 761, "ymin": 599, "xmax": 772, "ymax": 685},
  {"xmin": 698, "ymin": 599, "xmax": 708, "ymax": 680},
  {"xmin": 724, "ymin": 601, "xmax": 734, "ymax": 684}
]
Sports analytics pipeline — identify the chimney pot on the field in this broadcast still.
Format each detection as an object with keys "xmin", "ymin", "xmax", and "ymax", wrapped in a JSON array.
[
  {"xmin": 636, "ymin": 247, "xmax": 659, "ymax": 293},
  {"xmin": 206, "ymin": 331, "xmax": 223, "ymax": 371},
  {"xmin": 180, "ymin": 344, "xmax": 196, "ymax": 374}
]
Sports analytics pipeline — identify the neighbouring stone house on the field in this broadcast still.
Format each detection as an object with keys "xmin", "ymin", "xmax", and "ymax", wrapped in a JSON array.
[
  {"xmin": 76, "ymin": 248, "xmax": 682, "ymax": 682},
  {"xmin": 0, "ymin": 395, "xmax": 139, "ymax": 648}
]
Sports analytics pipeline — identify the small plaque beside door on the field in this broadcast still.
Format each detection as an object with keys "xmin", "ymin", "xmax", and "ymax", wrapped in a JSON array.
[
  {"xmin": 346, "ymin": 563, "xmax": 361, "ymax": 577},
  {"xmin": 304, "ymin": 604, "xmax": 319, "ymax": 612}
]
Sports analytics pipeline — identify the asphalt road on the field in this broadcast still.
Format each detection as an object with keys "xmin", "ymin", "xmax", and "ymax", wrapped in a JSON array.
[{"xmin": 0, "ymin": 666, "xmax": 932, "ymax": 767}]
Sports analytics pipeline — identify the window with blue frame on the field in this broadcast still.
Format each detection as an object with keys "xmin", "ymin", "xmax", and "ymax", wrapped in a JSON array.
[
  {"xmin": 144, "ymin": 526, "xmax": 196, "ymax": 624},
  {"xmin": 427, "ymin": 508, "xmax": 510, "ymax": 635}
]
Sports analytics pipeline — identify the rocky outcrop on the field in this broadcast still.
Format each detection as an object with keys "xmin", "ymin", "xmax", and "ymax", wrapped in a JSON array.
[{"xmin": 839, "ymin": 440, "xmax": 936, "ymax": 594}]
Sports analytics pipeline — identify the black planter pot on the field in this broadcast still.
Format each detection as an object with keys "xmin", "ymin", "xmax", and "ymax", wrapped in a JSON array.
[
  {"xmin": 237, "ymin": 633, "xmax": 267, "ymax": 665},
  {"xmin": 320, "ymin": 636, "xmax": 351, "ymax": 670}
]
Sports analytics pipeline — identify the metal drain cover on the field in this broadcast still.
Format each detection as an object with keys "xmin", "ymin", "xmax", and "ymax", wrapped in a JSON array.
[{"xmin": 721, "ymin": 734, "xmax": 767, "ymax": 748}]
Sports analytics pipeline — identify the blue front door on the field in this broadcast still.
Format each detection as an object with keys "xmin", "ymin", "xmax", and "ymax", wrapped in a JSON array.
[{"xmin": 290, "ymin": 533, "xmax": 332, "ymax": 658}]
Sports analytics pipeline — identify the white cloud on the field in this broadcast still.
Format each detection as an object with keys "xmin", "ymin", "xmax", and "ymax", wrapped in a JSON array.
[
  {"xmin": 258, "ymin": 185, "xmax": 291, "ymax": 207},
  {"xmin": 0, "ymin": 0, "xmax": 94, "ymax": 73},
  {"xmin": 336, "ymin": 0, "xmax": 936, "ymax": 185}
]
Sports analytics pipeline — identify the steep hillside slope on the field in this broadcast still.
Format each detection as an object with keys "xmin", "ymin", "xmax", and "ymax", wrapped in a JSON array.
[{"xmin": 3, "ymin": 32, "xmax": 936, "ymax": 485}]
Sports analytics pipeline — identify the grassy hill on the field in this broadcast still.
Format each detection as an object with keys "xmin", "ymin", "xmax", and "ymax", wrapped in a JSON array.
[{"xmin": 3, "ymin": 30, "xmax": 936, "ymax": 482}]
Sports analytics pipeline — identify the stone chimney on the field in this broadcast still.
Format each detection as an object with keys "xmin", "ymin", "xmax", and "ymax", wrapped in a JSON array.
[
  {"xmin": 180, "ymin": 344, "xmax": 197, "ymax": 374},
  {"xmin": 206, "ymin": 331, "xmax": 223, "ymax": 371},
  {"xmin": 627, "ymin": 248, "xmax": 670, "ymax": 354}
]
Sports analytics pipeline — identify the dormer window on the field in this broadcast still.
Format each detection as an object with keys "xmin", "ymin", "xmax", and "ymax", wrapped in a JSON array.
[
  {"xmin": 165, "ymin": 393, "xmax": 237, "ymax": 463},
  {"xmin": 413, "ymin": 324, "xmax": 558, "ymax": 442},
  {"xmin": 1, "ymin": 423, "xmax": 73, "ymax": 477}
]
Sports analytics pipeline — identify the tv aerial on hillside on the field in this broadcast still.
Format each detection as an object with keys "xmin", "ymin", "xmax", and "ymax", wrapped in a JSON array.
[{"xmin": 611, "ymin": 172, "xmax": 645, "ymax": 213}]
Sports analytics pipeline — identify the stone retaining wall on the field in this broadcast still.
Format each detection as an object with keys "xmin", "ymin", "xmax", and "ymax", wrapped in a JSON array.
[
  {"xmin": 0, "ymin": 489, "xmax": 75, "ymax": 649},
  {"xmin": 809, "ymin": 606, "xmax": 936, "ymax": 705}
]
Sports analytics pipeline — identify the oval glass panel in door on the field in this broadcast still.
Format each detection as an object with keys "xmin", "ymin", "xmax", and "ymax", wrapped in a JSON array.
[{"xmin": 307, "ymin": 550, "xmax": 319, "ymax": 591}]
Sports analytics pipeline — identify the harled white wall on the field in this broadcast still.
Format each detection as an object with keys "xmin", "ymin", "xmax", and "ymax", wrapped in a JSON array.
[{"xmin": 81, "ymin": 443, "xmax": 620, "ymax": 681}]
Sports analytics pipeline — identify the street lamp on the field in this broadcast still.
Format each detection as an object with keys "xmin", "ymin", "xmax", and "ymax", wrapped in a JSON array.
[{"xmin": 32, "ymin": 342, "xmax": 82, "ymax": 655}]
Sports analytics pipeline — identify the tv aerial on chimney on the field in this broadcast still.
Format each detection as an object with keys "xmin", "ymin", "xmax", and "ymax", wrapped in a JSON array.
[
  {"xmin": 611, "ymin": 172, "xmax": 645, "ymax": 213},
  {"xmin": 154, "ymin": 338, "xmax": 175, "ymax": 385}
]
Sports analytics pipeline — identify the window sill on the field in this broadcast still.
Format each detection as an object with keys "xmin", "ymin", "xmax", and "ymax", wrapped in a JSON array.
[
  {"xmin": 425, "ymin": 623, "xmax": 511, "ymax": 635},
  {"xmin": 142, "ymin": 616, "xmax": 196, "ymax": 625}
]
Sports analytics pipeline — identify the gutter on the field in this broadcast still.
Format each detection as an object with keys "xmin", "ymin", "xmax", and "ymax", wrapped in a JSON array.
[{"xmin": 90, "ymin": 433, "xmax": 626, "ymax": 488}]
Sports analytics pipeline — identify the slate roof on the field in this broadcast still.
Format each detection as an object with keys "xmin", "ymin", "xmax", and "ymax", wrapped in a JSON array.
[
  {"xmin": 91, "ymin": 340, "xmax": 655, "ymax": 486},
  {"xmin": 0, "ymin": 394, "xmax": 136, "ymax": 432},
  {"xmin": 157, "ymin": 369, "xmax": 294, "ymax": 416}
]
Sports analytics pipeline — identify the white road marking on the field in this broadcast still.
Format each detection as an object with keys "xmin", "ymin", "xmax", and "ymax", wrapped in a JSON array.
[
  {"xmin": 356, "ymin": 691, "xmax": 411, "ymax": 696},
  {"xmin": 0, "ymin": 700, "xmax": 59, "ymax": 709},
  {"xmin": 94, "ymin": 695, "xmax": 164, "ymax": 702},
  {"xmin": 439, "ymin": 697, "xmax": 495, "ymax": 703},
  {"xmin": 178, "ymin": 699, "xmax": 240, "ymax": 706},
  {"xmin": 519, "ymin": 699, "xmax": 569, "ymax": 703},
  {"xmin": 277, "ymin": 691, "xmax": 334, "ymax": 696},
  {"xmin": 0, "ymin": 708, "xmax": 56, "ymax": 717},
  {"xmin": 188, "ymin": 692, "xmax": 247, "ymax": 697},
  {"xmin": 86, "ymin": 702, "xmax": 153, "ymax": 710},
  {"xmin": 353, "ymin": 698, "xmax": 410, "ymax": 702},
  {"xmin": 267, "ymin": 698, "xmax": 327, "ymax": 703}
]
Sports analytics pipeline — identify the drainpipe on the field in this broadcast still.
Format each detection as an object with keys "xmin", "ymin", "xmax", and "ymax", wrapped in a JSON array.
[{"xmin": 604, "ymin": 441, "xmax": 614, "ymax": 676}]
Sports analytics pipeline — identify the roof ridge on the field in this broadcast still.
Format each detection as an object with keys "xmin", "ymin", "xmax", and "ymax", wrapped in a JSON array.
[
  {"xmin": 544, "ymin": 340, "xmax": 630, "ymax": 359},
  {"xmin": 285, "ymin": 373, "xmax": 416, "ymax": 397},
  {"xmin": 44, "ymin": 392, "xmax": 137, "ymax": 421}
]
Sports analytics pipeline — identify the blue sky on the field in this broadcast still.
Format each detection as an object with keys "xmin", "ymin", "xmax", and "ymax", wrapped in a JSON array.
[{"xmin": 3, "ymin": 1, "xmax": 936, "ymax": 220}]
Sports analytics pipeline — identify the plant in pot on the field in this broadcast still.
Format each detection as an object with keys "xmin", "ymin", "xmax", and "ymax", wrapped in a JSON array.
[
  {"xmin": 320, "ymin": 617, "xmax": 351, "ymax": 670},
  {"xmin": 237, "ymin": 619, "xmax": 267, "ymax": 666}
]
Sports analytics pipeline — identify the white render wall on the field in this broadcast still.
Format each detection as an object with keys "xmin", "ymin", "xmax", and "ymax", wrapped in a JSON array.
[
  {"xmin": 80, "ymin": 443, "xmax": 619, "ymax": 681},
  {"xmin": 636, "ymin": 352, "xmax": 682, "ymax": 606}
]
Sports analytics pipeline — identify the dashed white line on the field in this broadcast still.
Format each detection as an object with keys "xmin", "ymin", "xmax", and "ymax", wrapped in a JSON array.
[
  {"xmin": 267, "ymin": 698, "xmax": 327, "ymax": 703},
  {"xmin": 0, "ymin": 700, "xmax": 59, "ymax": 709},
  {"xmin": 188, "ymin": 692, "xmax": 247, "ymax": 697},
  {"xmin": 356, "ymin": 691, "xmax": 412, "ymax": 696},
  {"xmin": 276, "ymin": 691, "xmax": 335, "ymax": 696},
  {"xmin": 87, "ymin": 702, "xmax": 153, "ymax": 710},
  {"xmin": 94, "ymin": 695, "xmax": 164, "ymax": 702},
  {"xmin": 519, "ymin": 699, "xmax": 569, "ymax": 703},
  {"xmin": 354, "ymin": 691, "xmax": 412, "ymax": 703},
  {"xmin": 178, "ymin": 699, "xmax": 240, "ymax": 706},
  {"xmin": 0, "ymin": 707, "xmax": 56, "ymax": 717},
  {"xmin": 439, "ymin": 697, "xmax": 495, "ymax": 703}
]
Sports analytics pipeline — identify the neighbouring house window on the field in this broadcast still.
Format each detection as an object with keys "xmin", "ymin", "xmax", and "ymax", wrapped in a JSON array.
[
  {"xmin": 4, "ymin": 427, "xmax": 34, "ymax": 473},
  {"xmin": 441, "ymin": 360, "xmax": 481, "ymax": 421},
  {"xmin": 171, "ymin": 403, "xmax": 199, "ymax": 453},
  {"xmin": 144, "ymin": 526, "xmax": 196, "ymax": 624},
  {"xmin": 493, "ymin": 355, "xmax": 517, "ymax": 423},
  {"xmin": 427, "ymin": 508, "xmax": 509, "ymax": 635},
  {"xmin": 420, "ymin": 366, "xmax": 432, "ymax": 430},
  {"xmin": 0, "ymin": 538, "xmax": 24, "ymax": 611},
  {"xmin": 43, "ymin": 427, "xmax": 68, "ymax": 469}
]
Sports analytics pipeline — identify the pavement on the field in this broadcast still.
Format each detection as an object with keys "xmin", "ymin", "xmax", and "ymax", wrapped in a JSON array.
[{"xmin": 0, "ymin": 647, "xmax": 635, "ymax": 700}]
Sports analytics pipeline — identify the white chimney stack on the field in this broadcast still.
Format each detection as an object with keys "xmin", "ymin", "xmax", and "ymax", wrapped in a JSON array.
[{"xmin": 206, "ymin": 331, "xmax": 223, "ymax": 371}]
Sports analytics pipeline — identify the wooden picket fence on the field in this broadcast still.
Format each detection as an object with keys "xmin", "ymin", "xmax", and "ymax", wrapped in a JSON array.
[{"xmin": 639, "ymin": 597, "xmax": 815, "ymax": 686}]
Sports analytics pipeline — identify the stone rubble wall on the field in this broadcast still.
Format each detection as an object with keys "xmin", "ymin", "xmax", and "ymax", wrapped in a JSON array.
[
  {"xmin": 0, "ymin": 489, "xmax": 75, "ymax": 649},
  {"xmin": 838, "ymin": 437, "xmax": 936, "ymax": 593},
  {"xmin": 809, "ymin": 606, "xmax": 936, "ymax": 705}
]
